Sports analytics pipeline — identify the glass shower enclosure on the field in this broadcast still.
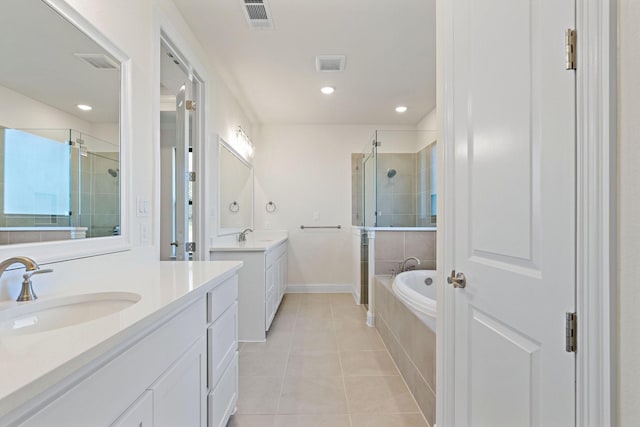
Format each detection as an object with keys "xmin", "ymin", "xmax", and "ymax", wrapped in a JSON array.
[{"xmin": 352, "ymin": 129, "xmax": 437, "ymax": 228}]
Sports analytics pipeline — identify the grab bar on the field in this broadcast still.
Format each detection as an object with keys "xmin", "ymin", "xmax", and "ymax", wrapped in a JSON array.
[{"xmin": 300, "ymin": 225, "xmax": 342, "ymax": 230}]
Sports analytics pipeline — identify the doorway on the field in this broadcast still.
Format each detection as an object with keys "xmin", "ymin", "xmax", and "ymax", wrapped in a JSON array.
[{"xmin": 159, "ymin": 36, "xmax": 203, "ymax": 261}]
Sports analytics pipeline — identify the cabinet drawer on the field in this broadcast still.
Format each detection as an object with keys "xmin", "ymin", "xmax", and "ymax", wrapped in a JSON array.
[
  {"xmin": 208, "ymin": 352, "xmax": 238, "ymax": 427},
  {"xmin": 208, "ymin": 302, "xmax": 238, "ymax": 389},
  {"xmin": 110, "ymin": 390, "xmax": 153, "ymax": 427},
  {"xmin": 265, "ymin": 242, "xmax": 286, "ymax": 266},
  {"xmin": 207, "ymin": 275, "xmax": 238, "ymax": 323}
]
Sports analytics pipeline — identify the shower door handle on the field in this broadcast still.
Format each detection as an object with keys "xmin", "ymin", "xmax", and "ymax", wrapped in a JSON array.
[{"xmin": 447, "ymin": 270, "xmax": 467, "ymax": 289}]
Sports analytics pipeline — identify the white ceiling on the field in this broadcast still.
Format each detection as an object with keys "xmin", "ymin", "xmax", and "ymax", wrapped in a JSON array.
[
  {"xmin": 171, "ymin": 0, "xmax": 436, "ymax": 126},
  {"xmin": 0, "ymin": 0, "xmax": 120, "ymax": 124}
]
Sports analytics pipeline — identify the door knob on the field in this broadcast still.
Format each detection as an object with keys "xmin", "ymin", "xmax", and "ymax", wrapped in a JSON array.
[
  {"xmin": 170, "ymin": 241, "xmax": 179, "ymax": 247},
  {"xmin": 447, "ymin": 270, "xmax": 467, "ymax": 288}
]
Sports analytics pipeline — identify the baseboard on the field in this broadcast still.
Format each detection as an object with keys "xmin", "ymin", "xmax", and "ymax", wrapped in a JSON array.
[{"xmin": 286, "ymin": 284, "xmax": 354, "ymax": 294}]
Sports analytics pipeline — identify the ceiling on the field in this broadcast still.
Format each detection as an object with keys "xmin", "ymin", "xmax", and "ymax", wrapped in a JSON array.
[
  {"xmin": 171, "ymin": 0, "xmax": 436, "ymax": 126},
  {"xmin": 0, "ymin": 0, "xmax": 120, "ymax": 125}
]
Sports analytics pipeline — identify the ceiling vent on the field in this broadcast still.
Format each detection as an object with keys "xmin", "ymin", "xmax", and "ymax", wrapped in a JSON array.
[
  {"xmin": 74, "ymin": 53, "xmax": 120, "ymax": 70},
  {"xmin": 316, "ymin": 55, "xmax": 346, "ymax": 72},
  {"xmin": 242, "ymin": 0, "xmax": 274, "ymax": 29}
]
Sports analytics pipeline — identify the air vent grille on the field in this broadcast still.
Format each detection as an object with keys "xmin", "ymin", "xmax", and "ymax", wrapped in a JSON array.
[
  {"xmin": 74, "ymin": 53, "xmax": 119, "ymax": 70},
  {"xmin": 242, "ymin": 0, "xmax": 273, "ymax": 29},
  {"xmin": 316, "ymin": 55, "xmax": 346, "ymax": 72}
]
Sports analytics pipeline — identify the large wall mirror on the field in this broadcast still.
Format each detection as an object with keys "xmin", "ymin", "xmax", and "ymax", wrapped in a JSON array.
[
  {"xmin": 218, "ymin": 137, "xmax": 253, "ymax": 236},
  {"xmin": 0, "ymin": 0, "xmax": 129, "ymax": 259}
]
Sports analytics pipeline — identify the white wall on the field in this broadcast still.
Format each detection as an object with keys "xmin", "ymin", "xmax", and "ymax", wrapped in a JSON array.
[
  {"xmin": 618, "ymin": 0, "xmax": 640, "ymax": 423},
  {"xmin": 253, "ymin": 124, "xmax": 414, "ymax": 288}
]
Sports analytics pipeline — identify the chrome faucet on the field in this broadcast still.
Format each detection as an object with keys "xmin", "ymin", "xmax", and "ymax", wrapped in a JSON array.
[
  {"xmin": 0, "ymin": 256, "xmax": 53, "ymax": 301},
  {"xmin": 398, "ymin": 257, "xmax": 421, "ymax": 273},
  {"xmin": 238, "ymin": 228, "xmax": 253, "ymax": 242}
]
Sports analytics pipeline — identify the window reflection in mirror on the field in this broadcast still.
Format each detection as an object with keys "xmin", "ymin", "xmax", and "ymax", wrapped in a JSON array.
[{"xmin": 0, "ymin": 0, "xmax": 121, "ymax": 245}]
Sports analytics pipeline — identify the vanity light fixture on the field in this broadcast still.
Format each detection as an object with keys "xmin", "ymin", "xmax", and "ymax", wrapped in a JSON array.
[
  {"xmin": 321, "ymin": 86, "xmax": 335, "ymax": 95},
  {"xmin": 234, "ymin": 126, "xmax": 255, "ymax": 162},
  {"xmin": 395, "ymin": 106, "xmax": 408, "ymax": 113},
  {"xmin": 77, "ymin": 104, "xmax": 92, "ymax": 111}
]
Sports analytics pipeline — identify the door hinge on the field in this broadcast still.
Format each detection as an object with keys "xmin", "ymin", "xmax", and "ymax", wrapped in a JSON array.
[
  {"xmin": 566, "ymin": 29, "xmax": 577, "ymax": 70},
  {"xmin": 185, "ymin": 242, "xmax": 196, "ymax": 252},
  {"xmin": 566, "ymin": 312, "xmax": 577, "ymax": 353},
  {"xmin": 186, "ymin": 100, "xmax": 196, "ymax": 111},
  {"xmin": 187, "ymin": 171, "xmax": 196, "ymax": 182}
]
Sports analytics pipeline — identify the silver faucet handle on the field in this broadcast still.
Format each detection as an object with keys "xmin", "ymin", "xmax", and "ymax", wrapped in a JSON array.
[{"xmin": 23, "ymin": 268, "xmax": 53, "ymax": 280}]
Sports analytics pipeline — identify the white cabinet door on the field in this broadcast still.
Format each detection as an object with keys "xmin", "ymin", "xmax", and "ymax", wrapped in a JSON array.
[
  {"xmin": 445, "ymin": 0, "xmax": 576, "ymax": 425},
  {"xmin": 150, "ymin": 336, "xmax": 207, "ymax": 427},
  {"xmin": 208, "ymin": 353, "xmax": 238, "ymax": 427},
  {"xmin": 110, "ymin": 391, "xmax": 153, "ymax": 427},
  {"xmin": 208, "ymin": 302, "xmax": 238, "ymax": 389}
]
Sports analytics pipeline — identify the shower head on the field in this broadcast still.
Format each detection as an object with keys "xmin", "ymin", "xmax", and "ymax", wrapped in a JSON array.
[
  {"xmin": 107, "ymin": 168, "xmax": 119, "ymax": 178},
  {"xmin": 387, "ymin": 168, "xmax": 397, "ymax": 178}
]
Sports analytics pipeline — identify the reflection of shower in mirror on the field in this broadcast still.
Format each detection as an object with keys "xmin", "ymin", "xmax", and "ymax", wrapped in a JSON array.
[
  {"xmin": 387, "ymin": 168, "xmax": 397, "ymax": 178},
  {"xmin": 108, "ymin": 168, "xmax": 119, "ymax": 178}
]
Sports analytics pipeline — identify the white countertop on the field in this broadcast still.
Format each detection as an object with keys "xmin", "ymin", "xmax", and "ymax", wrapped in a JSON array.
[
  {"xmin": 0, "ymin": 250, "xmax": 242, "ymax": 418},
  {"xmin": 210, "ymin": 231, "xmax": 288, "ymax": 252}
]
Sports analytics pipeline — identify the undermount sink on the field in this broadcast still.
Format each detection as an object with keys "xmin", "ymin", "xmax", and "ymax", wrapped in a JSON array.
[{"xmin": 0, "ymin": 292, "xmax": 141, "ymax": 336}]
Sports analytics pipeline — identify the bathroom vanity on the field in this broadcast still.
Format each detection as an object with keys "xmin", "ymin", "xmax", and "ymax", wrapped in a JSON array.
[
  {"xmin": 0, "ymin": 251, "xmax": 242, "ymax": 427},
  {"xmin": 210, "ymin": 233, "xmax": 288, "ymax": 342}
]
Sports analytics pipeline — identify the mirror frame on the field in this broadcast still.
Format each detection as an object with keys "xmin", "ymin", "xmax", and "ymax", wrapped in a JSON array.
[
  {"xmin": 0, "ymin": 0, "xmax": 131, "ymax": 264},
  {"xmin": 217, "ymin": 135, "xmax": 254, "ymax": 237}
]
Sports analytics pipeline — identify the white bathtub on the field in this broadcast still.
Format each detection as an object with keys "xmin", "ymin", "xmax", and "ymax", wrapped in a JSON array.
[{"xmin": 392, "ymin": 270, "xmax": 437, "ymax": 331}]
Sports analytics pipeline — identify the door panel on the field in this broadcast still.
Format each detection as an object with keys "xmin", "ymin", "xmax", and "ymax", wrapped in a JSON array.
[{"xmin": 449, "ymin": 0, "xmax": 575, "ymax": 425}]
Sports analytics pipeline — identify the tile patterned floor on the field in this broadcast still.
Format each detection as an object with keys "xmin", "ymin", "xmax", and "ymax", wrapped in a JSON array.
[{"xmin": 227, "ymin": 293, "xmax": 430, "ymax": 427}]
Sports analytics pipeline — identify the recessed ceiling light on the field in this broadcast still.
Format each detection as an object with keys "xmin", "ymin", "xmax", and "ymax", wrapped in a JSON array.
[
  {"xmin": 321, "ymin": 86, "xmax": 335, "ymax": 95},
  {"xmin": 77, "ymin": 104, "xmax": 92, "ymax": 111},
  {"xmin": 395, "ymin": 106, "xmax": 408, "ymax": 113}
]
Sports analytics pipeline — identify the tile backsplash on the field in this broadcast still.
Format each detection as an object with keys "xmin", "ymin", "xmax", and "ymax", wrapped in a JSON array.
[{"xmin": 374, "ymin": 230, "xmax": 436, "ymax": 274}]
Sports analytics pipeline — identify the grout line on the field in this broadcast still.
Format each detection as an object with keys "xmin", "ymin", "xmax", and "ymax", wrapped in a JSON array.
[
  {"xmin": 375, "ymin": 313, "xmax": 431, "ymax": 427},
  {"xmin": 332, "ymin": 299, "xmax": 354, "ymax": 427},
  {"xmin": 273, "ymin": 297, "xmax": 297, "ymax": 421}
]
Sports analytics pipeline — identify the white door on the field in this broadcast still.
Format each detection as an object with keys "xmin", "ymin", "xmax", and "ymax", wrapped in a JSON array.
[{"xmin": 445, "ymin": 0, "xmax": 576, "ymax": 425}]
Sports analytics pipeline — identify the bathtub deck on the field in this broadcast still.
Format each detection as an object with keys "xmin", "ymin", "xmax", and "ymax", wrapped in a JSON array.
[{"xmin": 227, "ymin": 293, "xmax": 431, "ymax": 427}]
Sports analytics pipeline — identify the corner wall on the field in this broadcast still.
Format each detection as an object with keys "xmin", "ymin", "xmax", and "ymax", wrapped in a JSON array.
[{"xmin": 618, "ymin": 0, "xmax": 640, "ymax": 423}]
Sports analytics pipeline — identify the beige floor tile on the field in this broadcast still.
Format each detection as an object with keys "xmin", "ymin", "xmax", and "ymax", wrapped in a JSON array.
[
  {"xmin": 273, "ymin": 414, "xmax": 350, "ymax": 427},
  {"xmin": 241, "ymin": 331, "xmax": 293, "ymax": 353},
  {"xmin": 300, "ymin": 293, "xmax": 335, "ymax": 304},
  {"xmin": 237, "ymin": 376, "xmax": 283, "ymax": 414},
  {"xmin": 344, "ymin": 376, "xmax": 419, "ymax": 414},
  {"xmin": 278, "ymin": 376, "xmax": 348, "ymax": 414},
  {"xmin": 331, "ymin": 305, "xmax": 367, "ymax": 320},
  {"xmin": 336, "ymin": 326, "xmax": 386, "ymax": 351},
  {"xmin": 269, "ymin": 313, "xmax": 297, "ymax": 333},
  {"xmin": 227, "ymin": 414, "xmax": 276, "ymax": 427},
  {"xmin": 239, "ymin": 352, "xmax": 289, "ymax": 377},
  {"xmin": 350, "ymin": 413, "xmax": 428, "ymax": 427},
  {"xmin": 292, "ymin": 328, "xmax": 338, "ymax": 351},
  {"xmin": 340, "ymin": 350, "xmax": 400, "ymax": 376},
  {"xmin": 285, "ymin": 351, "xmax": 342, "ymax": 377},
  {"xmin": 296, "ymin": 303, "xmax": 333, "ymax": 320},
  {"xmin": 329, "ymin": 293, "xmax": 358, "ymax": 306},
  {"xmin": 294, "ymin": 315, "xmax": 334, "ymax": 332}
]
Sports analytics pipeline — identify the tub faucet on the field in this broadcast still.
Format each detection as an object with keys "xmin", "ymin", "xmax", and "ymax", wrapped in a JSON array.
[
  {"xmin": 238, "ymin": 228, "xmax": 253, "ymax": 242},
  {"xmin": 0, "ymin": 256, "xmax": 53, "ymax": 301},
  {"xmin": 398, "ymin": 257, "xmax": 421, "ymax": 273}
]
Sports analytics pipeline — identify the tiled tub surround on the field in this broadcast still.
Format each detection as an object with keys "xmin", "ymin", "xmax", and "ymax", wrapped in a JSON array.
[
  {"xmin": 374, "ymin": 230, "xmax": 436, "ymax": 274},
  {"xmin": 228, "ymin": 293, "xmax": 430, "ymax": 427},
  {"xmin": 375, "ymin": 277, "xmax": 436, "ymax": 426}
]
